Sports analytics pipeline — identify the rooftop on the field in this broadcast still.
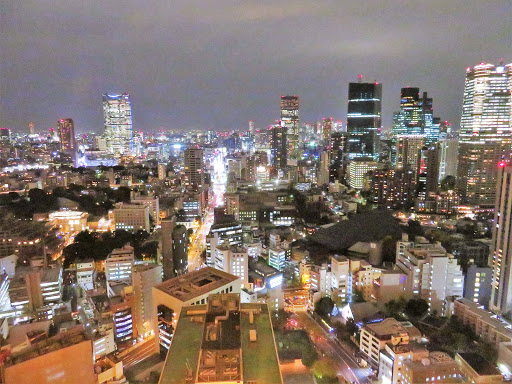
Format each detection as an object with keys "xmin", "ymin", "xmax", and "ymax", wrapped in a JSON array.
[
  {"xmin": 456, "ymin": 298, "xmax": 512, "ymax": 338},
  {"xmin": 364, "ymin": 318, "xmax": 420, "ymax": 339},
  {"xmin": 154, "ymin": 267, "xmax": 239, "ymax": 302},
  {"xmin": 159, "ymin": 294, "xmax": 282, "ymax": 384},
  {"xmin": 456, "ymin": 352, "xmax": 501, "ymax": 376}
]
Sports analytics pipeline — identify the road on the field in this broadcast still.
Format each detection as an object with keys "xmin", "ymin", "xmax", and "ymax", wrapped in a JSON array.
[
  {"xmin": 188, "ymin": 149, "xmax": 227, "ymax": 270},
  {"xmin": 293, "ymin": 312, "xmax": 372, "ymax": 384},
  {"xmin": 119, "ymin": 336, "xmax": 159, "ymax": 370}
]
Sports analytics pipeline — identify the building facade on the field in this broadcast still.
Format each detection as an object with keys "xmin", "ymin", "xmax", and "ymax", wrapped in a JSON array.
[{"xmin": 103, "ymin": 93, "xmax": 133, "ymax": 156}]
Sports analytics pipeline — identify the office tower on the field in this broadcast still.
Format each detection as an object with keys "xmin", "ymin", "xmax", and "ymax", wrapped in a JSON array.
[
  {"xmin": 133, "ymin": 263, "xmax": 162, "ymax": 337},
  {"xmin": 183, "ymin": 147, "xmax": 204, "ymax": 189},
  {"xmin": 347, "ymin": 80, "xmax": 382, "ymax": 159},
  {"xmin": 457, "ymin": 63, "xmax": 512, "ymax": 205},
  {"xmin": 392, "ymin": 89, "xmax": 439, "ymax": 145},
  {"xmin": 330, "ymin": 132, "xmax": 346, "ymax": 163},
  {"xmin": 321, "ymin": 117, "xmax": 333, "ymax": 144},
  {"xmin": 103, "ymin": 93, "xmax": 133, "ymax": 156},
  {"xmin": 395, "ymin": 134, "xmax": 426, "ymax": 171},
  {"xmin": 161, "ymin": 217, "xmax": 176, "ymax": 280},
  {"xmin": 347, "ymin": 158, "xmax": 379, "ymax": 189},
  {"xmin": 280, "ymin": 95, "xmax": 299, "ymax": 157},
  {"xmin": 105, "ymin": 245, "xmax": 134, "ymax": 290},
  {"xmin": 172, "ymin": 225, "xmax": 188, "ymax": 276},
  {"xmin": 490, "ymin": 165, "xmax": 512, "ymax": 313},
  {"xmin": 249, "ymin": 120, "xmax": 255, "ymax": 135},
  {"xmin": 438, "ymin": 136, "xmax": 459, "ymax": 182},
  {"xmin": 28, "ymin": 121, "xmax": 35, "ymax": 135},
  {"xmin": 317, "ymin": 150, "xmax": 330, "ymax": 185},
  {"xmin": 109, "ymin": 203, "xmax": 151, "ymax": 232},
  {"xmin": 270, "ymin": 124, "xmax": 287, "ymax": 170},
  {"xmin": 57, "ymin": 118, "xmax": 75, "ymax": 154},
  {"xmin": 213, "ymin": 244, "xmax": 248, "ymax": 284},
  {"xmin": 416, "ymin": 143, "xmax": 440, "ymax": 199}
]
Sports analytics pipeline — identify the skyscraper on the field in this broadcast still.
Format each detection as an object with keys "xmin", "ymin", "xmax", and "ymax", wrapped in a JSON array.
[
  {"xmin": 249, "ymin": 120, "xmax": 255, "ymax": 136},
  {"xmin": 103, "ymin": 93, "xmax": 133, "ymax": 156},
  {"xmin": 183, "ymin": 147, "xmax": 204, "ymax": 189},
  {"xmin": 490, "ymin": 165, "xmax": 512, "ymax": 314},
  {"xmin": 392, "ymin": 88, "xmax": 440, "ymax": 145},
  {"xmin": 457, "ymin": 63, "xmax": 512, "ymax": 205},
  {"xmin": 347, "ymin": 80, "xmax": 382, "ymax": 160},
  {"xmin": 321, "ymin": 117, "xmax": 333, "ymax": 144},
  {"xmin": 280, "ymin": 95, "xmax": 299, "ymax": 157},
  {"xmin": 270, "ymin": 124, "xmax": 287, "ymax": 170},
  {"xmin": 57, "ymin": 118, "xmax": 75, "ymax": 154}
]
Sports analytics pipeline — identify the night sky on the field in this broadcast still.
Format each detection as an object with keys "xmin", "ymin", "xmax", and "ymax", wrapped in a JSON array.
[{"xmin": 1, "ymin": 1, "xmax": 510, "ymax": 134}]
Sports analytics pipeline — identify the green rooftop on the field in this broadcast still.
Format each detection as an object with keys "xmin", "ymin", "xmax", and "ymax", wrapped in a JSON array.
[
  {"xmin": 240, "ymin": 304, "xmax": 283, "ymax": 384},
  {"xmin": 159, "ymin": 305, "xmax": 205, "ymax": 384},
  {"xmin": 158, "ymin": 299, "xmax": 283, "ymax": 384}
]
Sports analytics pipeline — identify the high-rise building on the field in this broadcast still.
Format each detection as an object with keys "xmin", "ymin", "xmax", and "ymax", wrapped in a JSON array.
[
  {"xmin": 133, "ymin": 263, "xmax": 162, "ymax": 337},
  {"xmin": 347, "ymin": 158, "xmax": 380, "ymax": 189},
  {"xmin": 438, "ymin": 135, "xmax": 458, "ymax": 182},
  {"xmin": 392, "ymin": 88, "xmax": 440, "ymax": 145},
  {"xmin": 416, "ymin": 143, "xmax": 440, "ymax": 199},
  {"xmin": 321, "ymin": 117, "xmax": 333, "ymax": 144},
  {"xmin": 57, "ymin": 118, "xmax": 75, "ymax": 154},
  {"xmin": 490, "ymin": 165, "xmax": 512, "ymax": 314},
  {"xmin": 249, "ymin": 120, "xmax": 255, "ymax": 136},
  {"xmin": 105, "ymin": 244, "xmax": 134, "ymax": 290},
  {"xmin": 103, "ymin": 93, "xmax": 133, "ymax": 156},
  {"xmin": 395, "ymin": 134, "xmax": 426, "ymax": 171},
  {"xmin": 270, "ymin": 124, "xmax": 287, "ymax": 170},
  {"xmin": 183, "ymin": 147, "xmax": 204, "ymax": 189},
  {"xmin": 457, "ymin": 63, "xmax": 512, "ymax": 205},
  {"xmin": 347, "ymin": 80, "xmax": 382, "ymax": 159},
  {"xmin": 28, "ymin": 121, "xmax": 35, "ymax": 135},
  {"xmin": 171, "ymin": 225, "xmax": 188, "ymax": 276},
  {"xmin": 280, "ymin": 95, "xmax": 299, "ymax": 157}
]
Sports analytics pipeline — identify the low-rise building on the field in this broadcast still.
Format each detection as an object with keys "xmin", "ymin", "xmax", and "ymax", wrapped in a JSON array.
[
  {"xmin": 109, "ymin": 203, "xmax": 151, "ymax": 232},
  {"xmin": 402, "ymin": 352, "xmax": 462, "ymax": 384},
  {"xmin": 455, "ymin": 352, "xmax": 503, "ymax": 383}
]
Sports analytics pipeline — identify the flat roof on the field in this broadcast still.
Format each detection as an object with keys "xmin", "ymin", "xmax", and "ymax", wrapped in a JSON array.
[
  {"xmin": 159, "ymin": 296, "xmax": 282, "ymax": 384},
  {"xmin": 457, "ymin": 353, "xmax": 501, "ymax": 376},
  {"xmin": 154, "ymin": 267, "xmax": 239, "ymax": 302}
]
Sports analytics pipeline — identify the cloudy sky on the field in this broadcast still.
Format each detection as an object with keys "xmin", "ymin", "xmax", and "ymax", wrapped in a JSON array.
[{"xmin": 1, "ymin": 0, "xmax": 510, "ymax": 134}]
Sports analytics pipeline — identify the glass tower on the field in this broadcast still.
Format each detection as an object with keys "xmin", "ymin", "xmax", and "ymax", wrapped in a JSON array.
[
  {"xmin": 103, "ymin": 93, "xmax": 133, "ymax": 156},
  {"xmin": 457, "ymin": 63, "xmax": 512, "ymax": 205},
  {"xmin": 347, "ymin": 81, "xmax": 382, "ymax": 160}
]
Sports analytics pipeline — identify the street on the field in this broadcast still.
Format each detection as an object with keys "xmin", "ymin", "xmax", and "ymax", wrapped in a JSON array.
[
  {"xmin": 188, "ymin": 150, "xmax": 227, "ymax": 270},
  {"xmin": 292, "ymin": 312, "xmax": 372, "ymax": 384}
]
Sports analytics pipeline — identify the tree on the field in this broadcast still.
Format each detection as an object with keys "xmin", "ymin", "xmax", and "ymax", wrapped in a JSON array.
[
  {"xmin": 311, "ymin": 358, "xmax": 337, "ymax": 379},
  {"xmin": 405, "ymin": 298, "xmax": 429, "ymax": 318},
  {"xmin": 270, "ymin": 309, "xmax": 291, "ymax": 330},
  {"xmin": 315, "ymin": 297, "xmax": 334, "ymax": 318},
  {"xmin": 440, "ymin": 175, "xmax": 456, "ymax": 191}
]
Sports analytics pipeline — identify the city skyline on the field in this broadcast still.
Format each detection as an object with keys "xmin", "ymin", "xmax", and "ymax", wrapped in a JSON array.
[{"xmin": 1, "ymin": 1, "xmax": 510, "ymax": 134}]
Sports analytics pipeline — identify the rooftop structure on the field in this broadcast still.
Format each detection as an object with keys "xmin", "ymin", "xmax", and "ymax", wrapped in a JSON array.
[{"xmin": 159, "ymin": 293, "xmax": 283, "ymax": 384}]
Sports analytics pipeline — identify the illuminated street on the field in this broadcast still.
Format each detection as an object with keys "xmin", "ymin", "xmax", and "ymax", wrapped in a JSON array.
[
  {"xmin": 188, "ymin": 150, "xmax": 227, "ymax": 270},
  {"xmin": 292, "ymin": 312, "xmax": 372, "ymax": 384}
]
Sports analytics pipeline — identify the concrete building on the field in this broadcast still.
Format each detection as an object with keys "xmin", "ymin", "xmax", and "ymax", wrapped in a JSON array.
[
  {"xmin": 454, "ymin": 298, "xmax": 512, "ymax": 349},
  {"xmin": 92, "ymin": 323, "xmax": 116, "ymax": 360},
  {"xmin": 76, "ymin": 260, "xmax": 96, "ymax": 290},
  {"xmin": 104, "ymin": 244, "xmax": 134, "ymax": 289},
  {"xmin": 183, "ymin": 147, "xmax": 204, "ymax": 189},
  {"xmin": 1, "ymin": 327, "xmax": 95, "ymax": 384},
  {"xmin": 464, "ymin": 264, "xmax": 492, "ymax": 308},
  {"xmin": 158, "ymin": 293, "xmax": 283, "ymax": 384},
  {"xmin": 455, "ymin": 352, "xmax": 503, "ymax": 383},
  {"xmin": 131, "ymin": 195, "xmax": 160, "ymax": 225},
  {"xmin": 396, "ymin": 241, "xmax": 464, "ymax": 314},
  {"xmin": 109, "ymin": 203, "xmax": 151, "ymax": 232},
  {"xmin": 347, "ymin": 158, "xmax": 379, "ymax": 189},
  {"xmin": 268, "ymin": 247, "xmax": 286, "ymax": 272},
  {"xmin": 378, "ymin": 343, "xmax": 429, "ymax": 384},
  {"xmin": 213, "ymin": 244, "xmax": 249, "ymax": 285},
  {"xmin": 133, "ymin": 263, "xmax": 162, "ymax": 337},
  {"xmin": 359, "ymin": 318, "xmax": 421, "ymax": 369},
  {"xmin": 490, "ymin": 165, "xmax": 512, "ymax": 314},
  {"xmin": 401, "ymin": 352, "xmax": 461, "ymax": 384},
  {"xmin": 151, "ymin": 267, "xmax": 241, "ymax": 352}
]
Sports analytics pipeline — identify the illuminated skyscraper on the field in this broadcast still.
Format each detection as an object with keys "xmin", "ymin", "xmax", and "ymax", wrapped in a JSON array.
[
  {"xmin": 280, "ymin": 95, "xmax": 299, "ymax": 157},
  {"xmin": 347, "ymin": 80, "xmax": 382, "ymax": 160},
  {"xmin": 57, "ymin": 118, "xmax": 75, "ymax": 154},
  {"xmin": 490, "ymin": 165, "xmax": 512, "ymax": 314},
  {"xmin": 321, "ymin": 117, "xmax": 333, "ymax": 144},
  {"xmin": 392, "ymin": 88, "xmax": 440, "ymax": 145},
  {"xmin": 457, "ymin": 63, "xmax": 512, "ymax": 205},
  {"xmin": 103, "ymin": 93, "xmax": 133, "ymax": 156}
]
